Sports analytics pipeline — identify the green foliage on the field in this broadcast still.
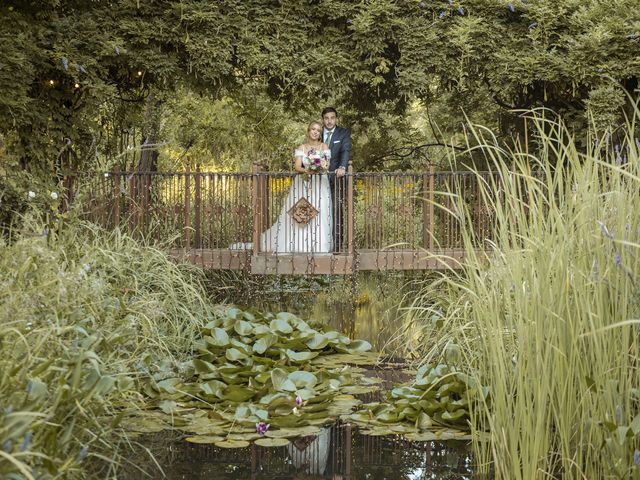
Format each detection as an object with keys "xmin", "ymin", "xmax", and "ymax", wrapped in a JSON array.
[
  {"xmin": 0, "ymin": 219, "xmax": 215, "ymax": 477},
  {"xmin": 409, "ymin": 110, "xmax": 640, "ymax": 478},
  {"xmin": 123, "ymin": 305, "xmax": 380, "ymax": 444},
  {"xmin": 347, "ymin": 362, "xmax": 489, "ymax": 436},
  {"xmin": 1, "ymin": 0, "xmax": 637, "ymax": 173}
]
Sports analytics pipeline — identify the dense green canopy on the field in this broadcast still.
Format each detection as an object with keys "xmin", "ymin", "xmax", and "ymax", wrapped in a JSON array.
[{"xmin": 0, "ymin": 0, "xmax": 638, "ymax": 171}]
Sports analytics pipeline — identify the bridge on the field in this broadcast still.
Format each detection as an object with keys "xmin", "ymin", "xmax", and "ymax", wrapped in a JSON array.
[{"xmin": 65, "ymin": 164, "xmax": 496, "ymax": 274}]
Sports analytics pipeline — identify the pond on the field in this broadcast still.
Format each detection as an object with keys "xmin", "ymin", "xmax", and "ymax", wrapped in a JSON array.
[
  {"xmin": 122, "ymin": 272, "xmax": 482, "ymax": 479},
  {"xmin": 124, "ymin": 424, "xmax": 476, "ymax": 479}
]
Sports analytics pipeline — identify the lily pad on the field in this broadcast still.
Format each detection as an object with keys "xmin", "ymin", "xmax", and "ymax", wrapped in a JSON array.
[
  {"xmin": 254, "ymin": 437, "xmax": 291, "ymax": 447},
  {"xmin": 214, "ymin": 439, "xmax": 250, "ymax": 449},
  {"xmin": 185, "ymin": 435, "xmax": 224, "ymax": 444}
]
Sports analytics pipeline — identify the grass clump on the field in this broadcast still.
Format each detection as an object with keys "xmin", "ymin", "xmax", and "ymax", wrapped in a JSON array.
[
  {"xmin": 409, "ymin": 109, "xmax": 640, "ymax": 479},
  {"xmin": 0, "ymin": 218, "xmax": 215, "ymax": 478}
]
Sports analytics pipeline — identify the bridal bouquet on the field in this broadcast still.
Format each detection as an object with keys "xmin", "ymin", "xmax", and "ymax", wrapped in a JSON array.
[{"xmin": 302, "ymin": 148, "xmax": 330, "ymax": 179}]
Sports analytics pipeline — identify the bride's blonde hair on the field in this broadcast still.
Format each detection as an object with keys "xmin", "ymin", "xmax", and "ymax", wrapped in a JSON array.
[{"xmin": 304, "ymin": 121, "xmax": 323, "ymax": 144}]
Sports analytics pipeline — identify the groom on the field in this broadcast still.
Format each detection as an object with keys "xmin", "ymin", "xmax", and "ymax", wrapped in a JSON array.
[{"xmin": 322, "ymin": 107, "xmax": 352, "ymax": 253}]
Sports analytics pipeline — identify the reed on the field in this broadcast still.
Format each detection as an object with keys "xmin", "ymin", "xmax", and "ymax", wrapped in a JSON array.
[
  {"xmin": 0, "ymin": 218, "xmax": 215, "ymax": 478},
  {"xmin": 409, "ymin": 107, "xmax": 640, "ymax": 478}
]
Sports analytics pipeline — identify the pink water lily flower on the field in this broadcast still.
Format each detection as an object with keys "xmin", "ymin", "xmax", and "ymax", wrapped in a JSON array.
[{"xmin": 255, "ymin": 422, "xmax": 270, "ymax": 436}]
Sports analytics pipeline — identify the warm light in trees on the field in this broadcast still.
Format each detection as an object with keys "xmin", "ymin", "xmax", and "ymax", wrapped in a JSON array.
[
  {"xmin": 49, "ymin": 80, "xmax": 55, "ymax": 85},
  {"xmin": 137, "ymin": 71, "xmax": 143, "ymax": 76}
]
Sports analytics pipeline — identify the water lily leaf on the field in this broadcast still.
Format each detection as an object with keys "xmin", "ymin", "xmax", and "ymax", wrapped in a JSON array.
[
  {"xmin": 228, "ymin": 432, "xmax": 261, "ymax": 441},
  {"xmin": 288, "ymin": 371, "xmax": 318, "ymax": 389},
  {"xmin": 250, "ymin": 407, "xmax": 269, "ymax": 421},
  {"xmin": 305, "ymin": 334, "xmax": 329, "ymax": 350},
  {"xmin": 226, "ymin": 348, "xmax": 249, "ymax": 362},
  {"xmin": 265, "ymin": 426, "xmax": 318, "ymax": 438},
  {"xmin": 242, "ymin": 311, "xmax": 256, "ymax": 321},
  {"xmin": 416, "ymin": 412, "xmax": 433, "ymax": 430},
  {"xmin": 437, "ymin": 382, "xmax": 463, "ymax": 397},
  {"xmin": 258, "ymin": 392, "xmax": 289, "ymax": 405},
  {"xmin": 255, "ymin": 437, "xmax": 290, "ymax": 447},
  {"xmin": 225, "ymin": 307, "xmax": 241, "ymax": 320},
  {"xmin": 156, "ymin": 378, "xmax": 181, "ymax": 394},
  {"xmin": 204, "ymin": 319, "xmax": 221, "ymax": 330},
  {"xmin": 234, "ymin": 320, "xmax": 254, "ymax": 336},
  {"xmin": 254, "ymin": 372, "xmax": 271, "ymax": 383},
  {"xmin": 186, "ymin": 435, "xmax": 224, "ymax": 444},
  {"xmin": 224, "ymin": 385, "xmax": 255, "ymax": 402},
  {"xmin": 441, "ymin": 409, "xmax": 467, "ymax": 422},
  {"xmin": 392, "ymin": 386, "xmax": 423, "ymax": 399},
  {"xmin": 214, "ymin": 439, "xmax": 250, "ymax": 449},
  {"xmin": 192, "ymin": 359, "xmax": 217, "ymax": 374},
  {"xmin": 270, "ymin": 414, "xmax": 306, "ymax": 428},
  {"xmin": 271, "ymin": 368, "xmax": 290, "ymax": 391},
  {"xmin": 234, "ymin": 405, "xmax": 250, "ymax": 420},
  {"xmin": 123, "ymin": 418, "xmax": 167, "ymax": 433},
  {"xmin": 254, "ymin": 334, "xmax": 277, "ymax": 354},
  {"xmin": 276, "ymin": 312, "xmax": 298, "ymax": 322},
  {"xmin": 346, "ymin": 340, "xmax": 372, "ymax": 352},
  {"xmin": 397, "ymin": 406, "xmax": 417, "ymax": 421},
  {"xmin": 376, "ymin": 411, "xmax": 399, "ymax": 423},
  {"xmin": 270, "ymin": 319, "xmax": 293, "ymax": 335},
  {"xmin": 253, "ymin": 324, "xmax": 271, "ymax": 336},
  {"xmin": 285, "ymin": 350, "xmax": 319, "ymax": 363},
  {"xmin": 159, "ymin": 400, "xmax": 179, "ymax": 414},
  {"xmin": 341, "ymin": 385, "xmax": 378, "ymax": 395},
  {"xmin": 207, "ymin": 328, "xmax": 230, "ymax": 347},
  {"xmin": 295, "ymin": 388, "xmax": 316, "ymax": 401}
]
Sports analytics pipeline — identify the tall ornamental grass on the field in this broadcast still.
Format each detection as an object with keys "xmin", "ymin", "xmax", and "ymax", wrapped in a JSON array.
[
  {"xmin": 0, "ymin": 218, "xmax": 215, "ymax": 478},
  {"xmin": 416, "ymin": 110, "xmax": 640, "ymax": 479}
]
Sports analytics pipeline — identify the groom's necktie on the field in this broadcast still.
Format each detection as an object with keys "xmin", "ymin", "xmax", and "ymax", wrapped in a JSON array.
[{"xmin": 324, "ymin": 129, "xmax": 333, "ymax": 144}]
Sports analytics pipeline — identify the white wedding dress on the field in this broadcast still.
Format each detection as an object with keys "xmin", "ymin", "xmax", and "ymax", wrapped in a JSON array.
[{"xmin": 260, "ymin": 148, "xmax": 333, "ymax": 253}]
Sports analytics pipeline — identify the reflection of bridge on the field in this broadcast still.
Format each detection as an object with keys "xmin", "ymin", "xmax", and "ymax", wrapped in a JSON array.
[
  {"xmin": 127, "ymin": 422, "xmax": 475, "ymax": 479},
  {"xmin": 67, "ymin": 164, "xmax": 496, "ymax": 274}
]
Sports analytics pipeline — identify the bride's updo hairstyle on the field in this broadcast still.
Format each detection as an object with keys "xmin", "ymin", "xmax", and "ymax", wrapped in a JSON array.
[{"xmin": 304, "ymin": 121, "xmax": 323, "ymax": 144}]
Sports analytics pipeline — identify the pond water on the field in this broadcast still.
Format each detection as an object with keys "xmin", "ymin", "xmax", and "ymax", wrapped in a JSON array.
[
  {"xmin": 122, "ymin": 272, "xmax": 482, "ymax": 479},
  {"xmin": 124, "ymin": 425, "xmax": 476, "ymax": 480},
  {"xmin": 230, "ymin": 272, "xmax": 425, "ymax": 356}
]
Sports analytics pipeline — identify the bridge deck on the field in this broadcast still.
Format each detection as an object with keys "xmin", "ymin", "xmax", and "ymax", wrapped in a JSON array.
[{"xmin": 170, "ymin": 248, "xmax": 475, "ymax": 274}]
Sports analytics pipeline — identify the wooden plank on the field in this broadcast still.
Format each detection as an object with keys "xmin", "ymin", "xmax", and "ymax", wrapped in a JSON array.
[
  {"xmin": 250, "ymin": 253, "xmax": 354, "ymax": 275},
  {"xmin": 356, "ymin": 250, "xmax": 469, "ymax": 270},
  {"xmin": 169, "ymin": 248, "xmax": 251, "ymax": 270},
  {"xmin": 170, "ymin": 248, "xmax": 480, "ymax": 273}
]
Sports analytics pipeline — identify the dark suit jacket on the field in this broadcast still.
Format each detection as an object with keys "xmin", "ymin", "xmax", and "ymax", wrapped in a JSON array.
[{"xmin": 324, "ymin": 126, "xmax": 352, "ymax": 171}]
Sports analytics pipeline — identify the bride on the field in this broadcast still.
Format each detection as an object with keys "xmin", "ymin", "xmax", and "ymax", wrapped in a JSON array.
[{"xmin": 260, "ymin": 121, "xmax": 333, "ymax": 253}]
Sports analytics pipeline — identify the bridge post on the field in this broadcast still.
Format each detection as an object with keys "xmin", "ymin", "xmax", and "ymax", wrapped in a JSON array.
[
  {"xmin": 422, "ymin": 164, "xmax": 435, "ymax": 250},
  {"xmin": 184, "ymin": 164, "xmax": 191, "ymax": 250},
  {"xmin": 252, "ymin": 163, "xmax": 267, "ymax": 253},
  {"xmin": 113, "ymin": 165, "xmax": 121, "ymax": 228},
  {"xmin": 194, "ymin": 164, "xmax": 202, "ymax": 248},
  {"xmin": 347, "ymin": 161, "xmax": 354, "ymax": 255}
]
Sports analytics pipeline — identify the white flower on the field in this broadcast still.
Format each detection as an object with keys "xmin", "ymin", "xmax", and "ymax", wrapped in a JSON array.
[
  {"xmin": 50, "ymin": 192, "xmax": 58, "ymax": 200},
  {"xmin": 28, "ymin": 191, "xmax": 36, "ymax": 199},
  {"xmin": 292, "ymin": 407, "xmax": 299, "ymax": 415},
  {"xmin": 104, "ymin": 173, "xmax": 109, "ymax": 178}
]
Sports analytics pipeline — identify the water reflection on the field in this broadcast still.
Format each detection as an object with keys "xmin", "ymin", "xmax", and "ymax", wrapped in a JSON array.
[
  {"xmin": 241, "ymin": 272, "xmax": 422, "ymax": 355},
  {"xmin": 124, "ymin": 424, "xmax": 477, "ymax": 480}
]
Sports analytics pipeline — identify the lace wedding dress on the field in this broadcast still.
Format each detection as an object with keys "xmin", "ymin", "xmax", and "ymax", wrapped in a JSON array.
[{"xmin": 260, "ymin": 148, "xmax": 333, "ymax": 253}]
